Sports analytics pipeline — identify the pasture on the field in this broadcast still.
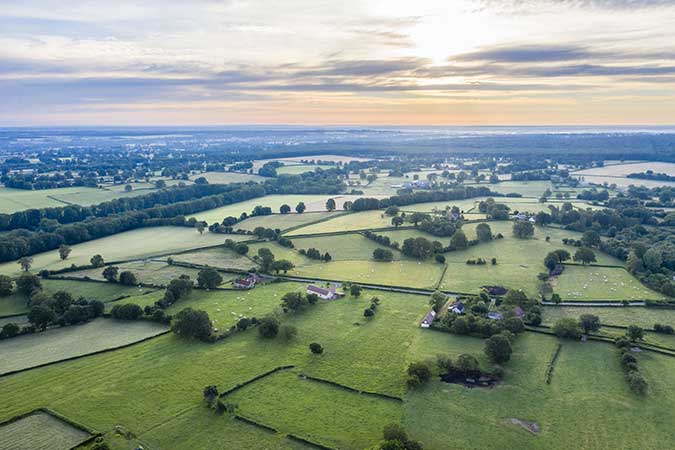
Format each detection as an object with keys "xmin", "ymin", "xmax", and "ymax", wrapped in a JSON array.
[
  {"xmin": 0, "ymin": 227, "xmax": 228, "ymax": 276},
  {"xmin": 1, "ymin": 287, "xmax": 674, "ymax": 450},
  {"xmin": 541, "ymin": 305, "xmax": 675, "ymax": 329},
  {"xmin": 0, "ymin": 410, "xmax": 91, "ymax": 450},
  {"xmin": 235, "ymin": 211, "xmax": 338, "ymax": 232},
  {"xmin": 286, "ymin": 210, "xmax": 392, "ymax": 235},
  {"xmin": 170, "ymin": 247, "xmax": 256, "ymax": 271},
  {"xmin": 487, "ymin": 180, "xmax": 554, "ymax": 197},
  {"xmin": 189, "ymin": 171, "xmax": 265, "ymax": 184},
  {"xmin": 552, "ymin": 266, "xmax": 664, "ymax": 301},
  {"xmin": 68, "ymin": 261, "xmax": 229, "ymax": 287},
  {"xmin": 188, "ymin": 195, "xmax": 335, "ymax": 223},
  {"xmin": 275, "ymin": 164, "xmax": 333, "ymax": 175},
  {"xmin": 0, "ymin": 318, "xmax": 167, "ymax": 375}
]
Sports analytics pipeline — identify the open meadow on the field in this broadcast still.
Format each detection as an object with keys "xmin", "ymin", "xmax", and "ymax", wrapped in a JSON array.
[
  {"xmin": 1, "ymin": 287, "xmax": 674, "ymax": 450},
  {"xmin": 188, "ymin": 195, "xmax": 336, "ymax": 223},
  {"xmin": 0, "ymin": 410, "xmax": 92, "ymax": 450},
  {"xmin": 0, "ymin": 227, "xmax": 230, "ymax": 276}
]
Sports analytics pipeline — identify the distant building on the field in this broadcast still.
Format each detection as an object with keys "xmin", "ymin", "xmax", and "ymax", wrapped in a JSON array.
[
  {"xmin": 232, "ymin": 273, "xmax": 263, "ymax": 289},
  {"xmin": 421, "ymin": 309, "xmax": 437, "ymax": 328},
  {"xmin": 449, "ymin": 301, "xmax": 465, "ymax": 315},
  {"xmin": 403, "ymin": 180, "xmax": 431, "ymax": 190},
  {"xmin": 487, "ymin": 311, "xmax": 503, "ymax": 321},
  {"xmin": 307, "ymin": 283, "xmax": 344, "ymax": 300}
]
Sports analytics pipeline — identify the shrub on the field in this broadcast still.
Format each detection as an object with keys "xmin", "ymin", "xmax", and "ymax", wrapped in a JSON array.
[
  {"xmin": 455, "ymin": 354, "xmax": 479, "ymax": 373},
  {"xmin": 111, "ymin": 303, "xmax": 143, "ymax": 320},
  {"xmin": 406, "ymin": 360, "xmax": 432, "ymax": 388},
  {"xmin": 309, "ymin": 342, "xmax": 324, "ymax": 354},
  {"xmin": 553, "ymin": 318, "xmax": 581, "ymax": 339},
  {"xmin": 484, "ymin": 334, "xmax": 512, "ymax": 364},
  {"xmin": 0, "ymin": 322, "xmax": 20, "ymax": 339},
  {"xmin": 172, "ymin": 308, "xmax": 212, "ymax": 341},
  {"xmin": 118, "ymin": 271, "xmax": 138, "ymax": 286},
  {"xmin": 627, "ymin": 371, "xmax": 648, "ymax": 395},
  {"xmin": 435, "ymin": 254, "xmax": 446, "ymax": 264}
]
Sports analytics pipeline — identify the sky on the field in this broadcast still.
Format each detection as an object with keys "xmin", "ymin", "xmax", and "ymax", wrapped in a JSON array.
[{"xmin": 1, "ymin": 0, "xmax": 675, "ymax": 126}]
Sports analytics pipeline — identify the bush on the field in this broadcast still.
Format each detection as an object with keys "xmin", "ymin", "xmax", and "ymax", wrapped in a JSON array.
[
  {"xmin": 0, "ymin": 322, "xmax": 20, "ymax": 339},
  {"xmin": 171, "ymin": 307, "xmax": 212, "ymax": 341},
  {"xmin": 484, "ymin": 334, "xmax": 512, "ymax": 364},
  {"xmin": 553, "ymin": 318, "xmax": 581, "ymax": 339},
  {"xmin": 309, "ymin": 342, "xmax": 324, "ymax": 354},
  {"xmin": 627, "ymin": 371, "xmax": 648, "ymax": 395},
  {"xmin": 118, "ymin": 271, "xmax": 138, "ymax": 286},
  {"xmin": 654, "ymin": 323, "xmax": 675, "ymax": 334},
  {"xmin": 258, "ymin": 316, "xmax": 279, "ymax": 338},
  {"xmin": 406, "ymin": 360, "xmax": 432, "ymax": 388},
  {"xmin": 111, "ymin": 303, "xmax": 143, "ymax": 320},
  {"xmin": 197, "ymin": 268, "xmax": 223, "ymax": 289},
  {"xmin": 455, "ymin": 354, "xmax": 479, "ymax": 373},
  {"xmin": 435, "ymin": 254, "xmax": 446, "ymax": 264}
]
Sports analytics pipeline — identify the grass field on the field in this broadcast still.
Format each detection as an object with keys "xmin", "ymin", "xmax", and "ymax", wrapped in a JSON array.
[
  {"xmin": 170, "ymin": 247, "xmax": 257, "ymax": 271},
  {"xmin": 542, "ymin": 305, "xmax": 675, "ymax": 329},
  {"xmin": 2, "ymin": 286, "xmax": 674, "ymax": 450},
  {"xmin": 235, "ymin": 211, "xmax": 339, "ymax": 232},
  {"xmin": 0, "ymin": 411, "xmax": 91, "ymax": 450},
  {"xmin": 275, "ymin": 164, "xmax": 332, "ymax": 175},
  {"xmin": 292, "ymin": 234, "xmax": 400, "ymax": 261},
  {"xmin": 68, "ymin": 261, "xmax": 232, "ymax": 287},
  {"xmin": 0, "ymin": 227, "xmax": 228, "ymax": 276},
  {"xmin": 0, "ymin": 318, "xmax": 167, "ymax": 375},
  {"xmin": 487, "ymin": 180, "xmax": 554, "ymax": 197},
  {"xmin": 189, "ymin": 171, "xmax": 265, "ymax": 184},
  {"xmin": 188, "ymin": 195, "xmax": 335, "ymax": 223},
  {"xmin": 552, "ymin": 265, "xmax": 664, "ymax": 301},
  {"xmin": 0, "ymin": 279, "xmax": 147, "ymax": 316},
  {"xmin": 286, "ymin": 210, "xmax": 393, "ymax": 235}
]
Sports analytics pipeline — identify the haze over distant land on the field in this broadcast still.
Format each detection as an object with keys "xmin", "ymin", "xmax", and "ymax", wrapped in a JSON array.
[{"xmin": 2, "ymin": 0, "xmax": 675, "ymax": 126}]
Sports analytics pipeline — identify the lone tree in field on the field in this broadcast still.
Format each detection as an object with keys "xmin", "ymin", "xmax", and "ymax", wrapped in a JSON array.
[
  {"xmin": 90, "ymin": 254, "xmax": 104, "ymax": 267},
  {"xmin": 197, "ymin": 268, "xmax": 223, "ymax": 289},
  {"xmin": 373, "ymin": 248, "xmax": 394, "ymax": 262},
  {"xmin": 295, "ymin": 202, "xmax": 306, "ymax": 213},
  {"xmin": 58, "ymin": 245, "xmax": 72, "ymax": 261},
  {"xmin": 203, "ymin": 385, "xmax": 219, "ymax": 406},
  {"xmin": 391, "ymin": 216, "xmax": 404, "ymax": 227},
  {"xmin": 310, "ymin": 342, "xmax": 324, "ymax": 354},
  {"xmin": 258, "ymin": 316, "xmax": 280, "ymax": 338},
  {"xmin": 196, "ymin": 222, "xmax": 206, "ymax": 235},
  {"xmin": 579, "ymin": 314, "xmax": 601, "ymax": 334},
  {"xmin": 627, "ymin": 325, "xmax": 644, "ymax": 342},
  {"xmin": 280, "ymin": 204, "xmax": 291, "ymax": 214},
  {"xmin": 172, "ymin": 307, "xmax": 212, "ymax": 341},
  {"xmin": 484, "ymin": 334, "xmax": 512, "ymax": 364},
  {"xmin": 450, "ymin": 230, "xmax": 468, "ymax": 250},
  {"xmin": 326, "ymin": 198, "xmax": 336, "ymax": 211},
  {"xmin": 573, "ymin": 248, "xmax": 596, "ymax": 265},
  {"xmin": 476, "ymin": 223, "xmax": 493, "ymax": 242},
  {"xmin": 118, "ymin": 271, "xmax": 138, "ymax": 286},
  {"xmin": 350, "ymin": 284, "xmax": 362, "ymax": 297},
  {"xmin": 406, "ymin": 360, "xmax": 432, "ymax": 388},
  {"xmin": 18, "ymin": 256, "xmax": 33, "ymax": 272},
  {"xmin": 385, "ymin": 206, "xmax": 400, "ymax": 216},
  {"xmin": 554, "ymin": 318, "xmax": 581, "ymax": 339},
  {"xmin": 102, "ymin": 266, "xmax": 119, "ymax": 282},
  {"xmin": 513, "ymin": 221, "xmax": 535, "ymax": 239}
]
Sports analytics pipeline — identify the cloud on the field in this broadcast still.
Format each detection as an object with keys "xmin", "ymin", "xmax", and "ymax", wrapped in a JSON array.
[{"xmin": 452, "ymin": 45, "xmax": 598, "ymax": 63}]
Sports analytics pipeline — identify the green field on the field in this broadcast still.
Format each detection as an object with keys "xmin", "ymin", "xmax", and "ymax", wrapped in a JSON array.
[
  {"xmin": 2, "ymin": 287, "xmax": 674, "ymax": 450},
  {"xmin": 0, "ymin": 411, "xmax": 91, "ymax": 450},
  {"xmin": 292, "ymin": 234, "xmax": 399, "ymax": 261},
  {"xmin": 286, "ymin": 210, "xmax": 393, "ymax": 235},
  {"xmin": 542, "ymin": 306, "xmax": 675, "ymax": 329},
  {"xmin": 487, "ymin": 180, "xmax": 554, "ymax": 197},
  {"xmin": 552, "ymin": 265, "xmax": 664, "ymax": 301},
  {"xmin": 0, "ymin": 318, "xmax": 167, "ymax": 375},
  {"xmin": 68, "ymin": 261, "xmax": 233, "ymax": 287},
  {"xmin": 0, "ymin": 227, "xmax": 228, "ymax": 276},
  {"xmin": 235, "ymin": 211, "xmax": 339, "ymax": 232},
  {"xmin": 170, "ymin": 247, "xmax": 256, "ymax": 271},
  {"xmin": 189, "ymin": 195, "xmax": 335, "ymax": 223},
  {"xmin": 276, "ymin": 164, "xmax": 332, "ymax": 175},
  {"xmin": 0, "ymin": 279, "xmax": 147, "ymax": 316},
  {"xmin": 190, "ymin": 171, "xmax": 265, "ymax": 184}
]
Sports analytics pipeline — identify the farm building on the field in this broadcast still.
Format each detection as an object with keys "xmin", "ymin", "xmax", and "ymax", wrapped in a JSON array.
[
  {"xmin": 420, "ymin": 309, "xmax": 436, "ymax": 328},
  {"xmin": 449, "ymin": 301, "xmax": 465, "ymax": 315},
  {"xmin": 307, "ymin": 283, "xmax": 344, "ymax": 300},
  {"xmin": 487, "ymin": 311, "xmax": 503, "ymax": 321},
  {"xmin": 232, "ymin": 273, "xmax": 264, "ymax": 289}
]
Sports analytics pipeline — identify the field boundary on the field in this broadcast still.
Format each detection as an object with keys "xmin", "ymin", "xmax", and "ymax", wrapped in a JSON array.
[
  {"xmin": 545, "ymin": 343, "xmax": 562, "ymax": 384},
  {"xmin": 281, "ymin": 211, "xmax": 351, "ymax": 234},
  {"xmin": 286, "ymin": 433, "xmax": 336, "ymax": 450},
  {"xmin": 219, "ymin": 365, "xmax": 295, "ymax": 398},
  {"xmin": 0, "ymin": 329, "xmax": 170, "ymax": 379},
  {"xmin": 299, "ymin": 374, "xmax": 403, "ymax": 402},
  {"xmin": 286, "ymin": 225, "xmax": 417, "ymax": 239},
  {"xmin": 233, "ymin": 414, "xmax": 278, "ymax": 433}
]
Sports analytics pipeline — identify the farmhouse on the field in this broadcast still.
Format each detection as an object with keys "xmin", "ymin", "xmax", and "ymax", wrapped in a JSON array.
[
  {"xmin": 449, "ymin": 301, "xmax": 465, "ymax": 315},
  {"xmin": 306, "ymin": 283, "xmax": 344, "ymax": 300},
  {"xmin": 420, "ymin": 309, "xmax": 436, "ymax": 328},
  {"xmin": 232, "ymin": 273, "xmax": 263, "ymax": 289}
]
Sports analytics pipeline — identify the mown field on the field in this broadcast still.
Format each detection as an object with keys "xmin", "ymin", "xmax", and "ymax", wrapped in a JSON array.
[
  {"xmin": 275, "ymin": 164, "xmax": 333, "ymax": 175},
  {"xmin": 0, "ymin": 227, "xmax": 231, "ymax": 276},
  {"xmin": 235, "ymin": 211, "xmax": 339, "ymax": 232},
  {"xmin": 0, "ymin": 318, "xmax": 167, "ymax": 375},
  {"xmin": 189, "ymin": 171, "xmax": 265, "ymax": 184},
  {"xmin": 0, "ymin": 411, "xmax": 91, "ymax": 450},
  {"xmin": 542, "ymin": 305, "xmax": 675, "ymax": 329},
  {"xmin": 2, "ymin": 286, "xmax": 674, "ymax": 450},
  {"xmin": 286, "ymin": 210, "xmax": 393, "ymax": 235}
]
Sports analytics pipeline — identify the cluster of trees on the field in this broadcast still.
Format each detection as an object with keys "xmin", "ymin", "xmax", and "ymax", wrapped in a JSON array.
[
  {"xmin": 197, "ymin": 268, "xmax": 223, "ymax": 289},
  {"xmin": 350, "ymin": 186, "xmax": 496, "ymax": 212},
  {"xmin": 373, "ymin": 248, "xmax": 394, "ymax": 262},
  {"xmin": 280, "ymin": 291, "xmax": 319, "ymax": 312},
  {"xmin": 371, "ymin": 423, "xmax": 424, "ymax": 450},
  {"xmin": 101, "ymin": 266, "xmax": 138, "ymax": 285},
  {"xmin": 156, "ymin": 276, "xmax": 193, "ymax": 309},
  {"xmin": 22, "ymin": 286, "xmax": 105, "ymax": 332},
  {"xmin": 253, "ymin": 248, "xmax": 295, "ymax": 274},
  {"xmin": 172, "ymin": 307, "xmax": 213, "ymax": 341},
  {"xmin": 224, "ymin": 239, "xmax": 249, "ymax": 255},
  {"xmin": 2, "ymin": 171, "xmax": 98, "ymax": 190},
  {"xmin": 512, "ymin": 221, "xmax": 534, "ymax": 239},
  {"xmin": 478, "ymin": 198, "xmax": 510, "ymax": 220},
  {"xmin": 299, "ymin": 247, "xmax": 332, "ymax": 262},
  {"xmin": 363, "ymin": 297, "xmax": 380, "ymax": 318},
  {"xmin": 615, "ymin": 336, "xmax": 648, "ymax": 395}
]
